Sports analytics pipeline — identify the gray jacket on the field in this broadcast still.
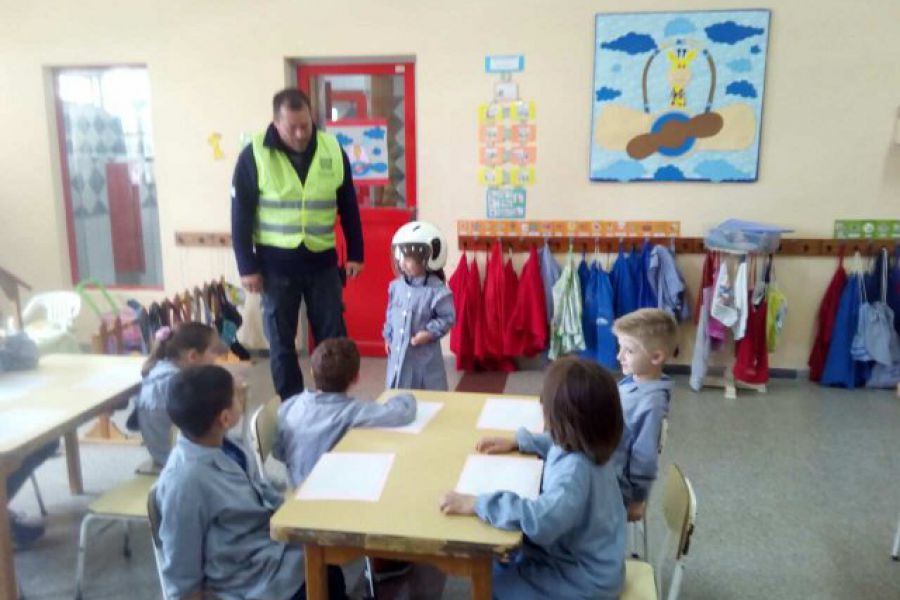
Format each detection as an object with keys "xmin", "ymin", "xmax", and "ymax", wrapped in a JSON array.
[
  {"xmin": 273, "ymin": 389, "xmax": 416, "ymax": 488},
  {"xmin": 137, "ymin": 360, "xmax": 178, "ymax": 466}
]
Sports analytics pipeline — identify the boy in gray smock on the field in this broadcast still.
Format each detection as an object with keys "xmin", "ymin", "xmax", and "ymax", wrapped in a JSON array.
[
  {"xmin": 274, "ymin": 337, "xmax": 416, "ymax": 488},
  {"xmin": 154, "ymin": 365, "xmax": 346, "ymax": 600},
  {"xmin": 612, "ymin": 308, "xmax": 678, "ymax": 522}
]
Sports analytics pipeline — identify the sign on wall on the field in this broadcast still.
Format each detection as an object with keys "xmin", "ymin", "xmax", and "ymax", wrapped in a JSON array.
[{"xmin": 590, "ymin": 10, "xmax": 771, "ymax": 182}]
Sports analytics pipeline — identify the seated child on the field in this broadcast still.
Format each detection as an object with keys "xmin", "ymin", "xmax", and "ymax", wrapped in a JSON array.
[
  {"xmin": 274, "ymin": 337, "xmax": 417, "ymax": 488},
  {"xmin": 154, "ymin": 365, "xmax": 346, "ymax": 600},
  {"xmin": 612, "ymin": 308, "xmax": 678, "ymax": 522},
  {"xmin": 439, "ymin": 356, "xmax": 626, "ymax": 600},
  {"xmin": 137, "ymin": 322, "xmax": 222, "ymax": 467}
]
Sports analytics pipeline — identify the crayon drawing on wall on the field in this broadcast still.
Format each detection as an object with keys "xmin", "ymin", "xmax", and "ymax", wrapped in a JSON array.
[
  {"xmin": 590, "ymin": 10, "xmax": 770, "ymax": 182},
  {"xmin": 326, "ymin": 119, "xmax": 390, "ymax": 186}
]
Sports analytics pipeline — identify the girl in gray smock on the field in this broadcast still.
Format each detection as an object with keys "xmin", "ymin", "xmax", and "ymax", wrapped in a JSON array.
[
  {"xmin": 383, "ymin": 221, "xmax": 455, "ymax": 390},
  {"xmin": 137, "ymin": 322, "xmax": 222, "ymax": 466}
]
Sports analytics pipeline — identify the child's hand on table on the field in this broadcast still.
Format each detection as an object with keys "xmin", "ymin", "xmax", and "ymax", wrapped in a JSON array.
[
  {"xmin": 439, "ymin": 491, "xmax": 476, "ymax": 515},
  {"xmin": 410, "ymin": 331, "xmax": 433, "ymax": 346},
  {"xmin": 475, "ymin": 437, "xmax": 518, "ymax": 454}
]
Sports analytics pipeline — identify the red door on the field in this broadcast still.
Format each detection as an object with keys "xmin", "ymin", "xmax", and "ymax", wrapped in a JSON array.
[{"xmin": 297, "ymin": 62, "xmax": 417, "ymax": 356}]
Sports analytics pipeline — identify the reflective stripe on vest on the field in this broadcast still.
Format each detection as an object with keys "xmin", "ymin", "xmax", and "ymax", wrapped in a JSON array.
[{"xmin": 251, "ymin": 130, "xmax": 344, "ymax": 251}]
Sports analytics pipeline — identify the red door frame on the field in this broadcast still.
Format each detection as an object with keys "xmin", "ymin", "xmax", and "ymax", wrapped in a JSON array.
[{"xmin": 296, "ymin": 62, "xmax": 417, "ymax": 210}]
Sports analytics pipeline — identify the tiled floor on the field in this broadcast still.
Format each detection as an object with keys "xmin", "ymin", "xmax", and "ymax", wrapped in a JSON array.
[{"xmin": 9, "ymin": 356, "xmax": 900, "ymax": 599}]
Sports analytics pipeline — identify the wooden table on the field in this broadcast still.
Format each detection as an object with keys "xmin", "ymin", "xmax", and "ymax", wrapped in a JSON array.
[
  {"xmin": 0, "ymin": 354, "xmax": 143, "ymax": 600},
  {"xmin": 270, "ymin": 389, "xmax": 541, "ymax": 600}
]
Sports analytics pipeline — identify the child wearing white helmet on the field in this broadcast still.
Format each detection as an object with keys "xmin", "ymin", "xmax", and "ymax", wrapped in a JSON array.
[{"xmin": 383, "ymin": 221, "xmax": 456, "ymax": 390}]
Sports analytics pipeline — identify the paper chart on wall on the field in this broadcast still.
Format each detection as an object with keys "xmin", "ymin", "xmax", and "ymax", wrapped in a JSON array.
[
  {"xmin": 0, "ymin": 373, "xmax": 52, "ymax": 405},
  {"xmin": 370, "ymin": 401, "xmax": 443, "ymax": 434},
  {"xmin": 296, "ymin": 452, "xmax": 395, "ymax": 502},
  {"xmin": 476, "ymin": 398, "xmax": 544, "ymax": 433},
  {"xmin": 455, "ymin": 454, "xmax": 543, "ymax": 500}
]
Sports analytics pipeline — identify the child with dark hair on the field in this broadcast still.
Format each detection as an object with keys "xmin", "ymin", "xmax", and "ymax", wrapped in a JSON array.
[
  {"xmin": 136, "ymin": 322, "xmax": 223, "ymax": 467},
  {"xmin": 440, "ymin": 356, "xmax": 626, "ymax": 599},
  {"xmin": 155, "ymin": 365, "xmax": 346, "ymax": 600},
  {"xmin": 274, "ymin": 337, "xmax": 416, "ymax": 488}
]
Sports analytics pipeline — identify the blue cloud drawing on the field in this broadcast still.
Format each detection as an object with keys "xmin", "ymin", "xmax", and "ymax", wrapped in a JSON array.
[
  {"xmin": 664, "ymin": 17, "xmax": 696, "ymax": 37},
  {"xmin": 335, "ymin": 133, "xmax": 353, "ymax": 146},
  {"xmin": 726, "ymin": 80, "xmax": 758, "ymax": 98},
  {"xmin": 612, "ymin": 64, "xmax": 622, "ymax": 73},
  {"xmin": 727, "ymin": 58, "xmax": 752, "ymax": 73},
  {"xmin": 654, "ymin": 165, "xmax": 685, "ymax": 181},
  {"xmin": 372, "ymin": 147, "xmax": 382, "ymax": 156},
  {"xmin": 369, "ymin": 163, "xmax": 388, "ymax": 173},
  {"xmin": 594, "ymin": 160, "xmax": 645, "ymax": 182},
  {"xmin": 600, "ymin": 32, "xmax": 657, "ymax": 55},
  {"xmin": 705, "ymin": 21, "xmax": 765, "ymax": 45},
  {"xmin": 750, "ymin": 45, "xmax": 762, "ymax": 54},
  {"xmin": 363, "ymin": 127, "xmax": 386, "ymax": 140},
  {"xmin": 595, "ymin": 87, "xmax": 622, "ymax": 102},
  {"xmin": 694, "ymin": 160, "xmax": 750, "ymax": 182}
]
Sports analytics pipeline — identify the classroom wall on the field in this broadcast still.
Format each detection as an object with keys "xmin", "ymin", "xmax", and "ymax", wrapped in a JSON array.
[{"xmin": 1, "ymin": 0, "xmax": 898, "ymax": 368}]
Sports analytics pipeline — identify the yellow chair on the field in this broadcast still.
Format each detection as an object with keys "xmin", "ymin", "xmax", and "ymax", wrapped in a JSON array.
[
  {"xmin": 74, "ymin": 474, "xmax": 157, "ymax": 600},
  {"xmin": 621, "ymin": 464, "xmax": 697, "ymax": 600}
]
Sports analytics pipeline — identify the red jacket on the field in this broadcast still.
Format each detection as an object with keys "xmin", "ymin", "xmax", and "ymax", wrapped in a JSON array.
[
  {"xmin": 808, "ymin": 258, "xmax": 848, "ymax": 381},
  {"xmin": 480, "ymin": 241, "xmax": 516, "ymax": 371},
  {"xmin": 448, "ymin": 254, "xmax": 473, "ymax": 370},
  {"xmin": 504, "ymin": 246, "xmax": 548, "ymax": 357}
]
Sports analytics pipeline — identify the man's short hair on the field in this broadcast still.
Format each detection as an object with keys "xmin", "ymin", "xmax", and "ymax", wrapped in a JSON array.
[
  {"xmin": 273, "ymin": 88, "xmax": 311, "ymax": 116},
  {"xmin": 166, "ymin": 365, "xmax": 234, "ymax": 439},
  {"xmin": 311, "ymin": 337, "xmax": 360, "ymax": 393},
  {"xmin": 612, "ymin": 308, "xmax": 679, "ymax": 357}
]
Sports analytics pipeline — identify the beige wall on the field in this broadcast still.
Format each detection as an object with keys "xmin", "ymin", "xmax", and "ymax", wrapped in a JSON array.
[{"xmin": 1, "ymin": 0, "xmax": 898, "ymax": 368}]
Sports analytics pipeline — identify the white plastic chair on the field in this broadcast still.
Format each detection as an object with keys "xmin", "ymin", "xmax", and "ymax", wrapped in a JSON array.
[
  {"xmin": 891, "ymin": 513, "xmax": 900, "ymax": 561},
  {"xmin": 621, "ymin": 464, "xmax": 697, "ymax": 600},
  {"xmin": 249, "ymin": 395, "xmax": 281, "ymax": 486},
  {"xmin": 22, "ymin": 291, "xmax": 82, "ymax": 353}
]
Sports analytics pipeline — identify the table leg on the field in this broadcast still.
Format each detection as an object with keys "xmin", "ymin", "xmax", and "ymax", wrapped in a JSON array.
[
  {"xmin": 304, "ymin": 543, "xmax": 329, "ymax": 600},
  {"xmin": 470, "ymin": 556, "xmax": 492, "ymax": 600},
  {"xmin": 0, "ymin": 475, "xmax": 18, "ymax": 600},
  {"xmin": 64, "ymin": 431, "xmax": 84, "ymax": 494}
]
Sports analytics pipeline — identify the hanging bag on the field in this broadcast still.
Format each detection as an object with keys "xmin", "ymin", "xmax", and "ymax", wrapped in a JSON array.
[
  {"xmin": 861, "ymin": 249, "xmax": 897, "ymax": 366},
  {"xmin": 850, "ymin": 253, "xmax": 875, "ymax": 362}
]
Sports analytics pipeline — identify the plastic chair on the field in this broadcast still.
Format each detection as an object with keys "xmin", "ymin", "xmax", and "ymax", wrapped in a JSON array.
[
  {"xmin": 22, "ymin": 291, "xmax": 82, "ymax": 353},
  {"xmin": 74, "ymin": 474, "xmax": 158, "ymax": 600},
  {"xmin": 249, "ymin": 396, "xmax": 281, "ymax": 485},
  {"xmin": 630, "ymin": 417, "xmax": 669, "ymax": 560},
  {"xmin": 621, "ymin": 464, "xmax": 697, "ymax": 600},
  {"xmin": 892, "ymin": 513, "xmax": 900, "ymax": 561}
]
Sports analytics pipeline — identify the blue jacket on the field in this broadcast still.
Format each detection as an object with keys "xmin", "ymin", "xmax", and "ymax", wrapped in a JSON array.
[
  {"xmin": 539, "ymin": 241, "xmax": 562, "ymax": 323},
  {"xmin": 611, "ymin": 249, "xmax": 637, "ymax": 318},
  {"xmin": 155, "ymin": 436, "xmax": 304, "ymax": 600},
  {"xmin": 475, "ymin": 429, "xmax": 626, "ymax": 600},
  {"xmin": 614, "ymin": 376, "xmax": 673, "ymax": 503},
  {"xmin": 822, "ymin": 274, "xmax": 867, "ymax": 388},
  {"xmin": 273, "ymin": 389, "xmax": 416, "ymax": 488},
  {"xmin": 581, "ymin": 261, "xmax": 617, "ymax": 370},
  {"xmin": 137, "ymin": 360, "xmax": 179, "ymax": 466}
]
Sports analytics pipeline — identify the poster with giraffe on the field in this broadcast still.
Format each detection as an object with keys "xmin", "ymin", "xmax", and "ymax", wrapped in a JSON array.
[{"xmin": 590, "ymin": 10, "xmax": 770, "ymax": 182}]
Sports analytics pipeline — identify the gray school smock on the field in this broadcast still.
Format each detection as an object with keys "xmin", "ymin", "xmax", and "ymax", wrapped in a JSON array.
[
  {"xmin": 137, "ymin": 360, "xmax": 179, "ymax": 466},
  {"xmin": 382, "ymin": 274, "xmax": 455, "ymax": 390},
  {"xmin": 154, "ymin": 436, "xmax": 304, "ymax": 600},
  {"xmin": 474, "ymin": 429, "xmax": 626, "ymax": 600}
]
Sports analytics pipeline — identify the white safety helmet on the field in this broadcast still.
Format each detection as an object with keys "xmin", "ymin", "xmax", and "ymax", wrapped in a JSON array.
[{"xmin": 391, "ymin": 221, "xmax": 448, "ymax": 272}]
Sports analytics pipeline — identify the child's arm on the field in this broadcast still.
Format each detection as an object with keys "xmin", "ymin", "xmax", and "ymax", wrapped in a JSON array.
[
  {"xmin": 515, "ymin": 427, "xmax": 553, "ymax": 459},
  {"xmin": 421, "ymin": 287, "xmax": 456, "ymax": 341},
  {"xmin": 382, "ymin": 282, "xmax": 395, "ymax": 349},
  {"xmin": 351, "ymin": 393, "xmax": 417, "ymax": 428},
  {"xmin": 443, "ymin": 455, "xmax": 590, "ymax": 547},
  {"xmin": 626, "ymin": 402, "xmax": 667, "ymax": 503},
  {"xmin": 157, "ymin": 484, "xmax": 207, "ymax": 599}
]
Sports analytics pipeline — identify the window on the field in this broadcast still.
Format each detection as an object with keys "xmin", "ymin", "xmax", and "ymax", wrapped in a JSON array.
[{"xmin": 53, "ymin": 66, "xmax": 162, "ymax": 288}]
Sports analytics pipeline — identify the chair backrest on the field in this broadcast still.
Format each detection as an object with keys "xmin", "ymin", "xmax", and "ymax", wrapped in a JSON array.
[
  {"xmin": 656, "ymin": 464, "xmax": 697, "ymax": 600},
  {"xmin": 147, "ymin": 486, "xmax": 170, "ymax": 599},
  {"xmin": 22, "ymin": 291, "xmax": 82, "ymax": 329},
  {"xmin": 657, "ymin": 417, "xmax": 669, "ymax": 455},
  {"xmin": 250, "ymin": 396, "xmax": 281, "ymax": 479}
]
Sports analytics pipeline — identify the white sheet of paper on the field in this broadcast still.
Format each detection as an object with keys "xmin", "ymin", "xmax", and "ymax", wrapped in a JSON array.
[
  {"xmin": 0, "ymin": 408, "xmax": 68, "ymax": 445},
  {"xmin": 476, "ymin": 398, "xmax": 544, "ymax": 433},
  {"xmin": 296, "ymin": 452, "xmax": 395, "ymax": 502},
  {"xmin": 74, "ymin": 366, "xmax": 142, "ymax": 392},
  {"xmin": 455, "ymin": 454, "xmax": 543, "ymax": 500},
  {"xmin": 0, "ymin": 373, "xmax": 52, "ymax": 404},
  {"xmin": 370, "ymin": 401, "xmax": 443, "ymax": 434}
]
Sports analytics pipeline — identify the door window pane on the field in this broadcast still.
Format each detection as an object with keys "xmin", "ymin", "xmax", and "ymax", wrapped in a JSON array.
[
  {"xmin": 307, "ymin": 73, "xmax": 408, "ymax": 208},
  {"xmin": 55, "ymin": 66, "xmax": 162, "ymax": 287}
]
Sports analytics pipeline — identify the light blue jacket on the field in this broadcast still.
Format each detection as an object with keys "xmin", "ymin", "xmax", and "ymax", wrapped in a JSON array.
[
  {"xmin": 614, "ymin": 376, "xmax": 673, "ymax": 503},
  {"xmin": 539, "ymin": 241, "xmax": 561, "ymax": 322},
  {"xmin": 648, "ymin": 245, "xmax": 691, "ymax": 321},
  {"xmin": 273, "ymin": 389, "xmax": 416, "ymax": 488},
  {"xmin": 383, "ymin": 275, "xmax": 455, "ymax": 390},
  {"xmin": 475, "ymin": 429, "xmax": 626, "ymax": 600},
  {"xmin": 137, "ymin": 360, "xmax": 179, "ymax": 466},
  {"xmin": 154, "ymin": 436, "xmax": 304, "ymax": 600}
]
